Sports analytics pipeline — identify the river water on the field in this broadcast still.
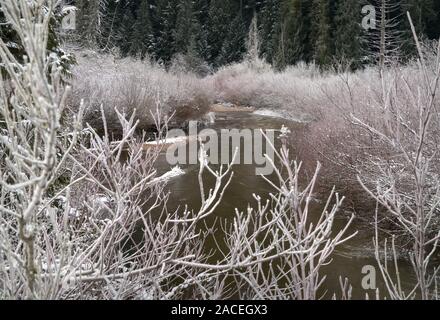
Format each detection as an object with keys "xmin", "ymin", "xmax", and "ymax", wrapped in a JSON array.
[{"xmin": 153, "ymin": 112, "xmax": 416, "ymax": 299}]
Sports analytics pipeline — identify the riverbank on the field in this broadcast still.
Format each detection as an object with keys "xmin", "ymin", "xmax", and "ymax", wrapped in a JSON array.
[{"xmin": 69, "ymin": 50, "xmax": 440, "ymax": 268}]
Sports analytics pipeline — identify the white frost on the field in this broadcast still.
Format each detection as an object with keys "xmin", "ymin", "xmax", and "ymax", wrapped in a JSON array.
[
  {"xmin": 144, "ymin": 136, "xmax": 188, "ymax": 146},
  {"xmin": 252, "ymin": 109, "xmax": 285, "ymax": 118},
  {"xmin": 150, "ymin": 166, "xmax": 185, "ymax": 185}
]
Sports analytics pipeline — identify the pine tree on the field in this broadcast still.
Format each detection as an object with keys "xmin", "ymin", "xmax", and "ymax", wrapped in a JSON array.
[
  {"xmin": 99, "ymin": 0, "xmax": 123, "ymax": 50},
  {"xmin": 275, "ymin": 0, "xmax": 311, "ymax": 68},
  {"xmin": 118, "ymin": 4, "xmax": 136, "ymax": 56},
  {"xmin": 400, "ymin": 0, "xmax": 437, "ymax": 58},
  {"xmin": 217, "ymin": 13, "xmax": 247, "ymax": 66},
  {"xmin": 372, "ymin": 0, "xmax": 404, "ymax": 69},
  {"xmin": 206, "ymin": 0, "xmax": 231, "ymax": 66},
  {"xmin": 403, "ymin": 0, "xmax": 436, "ymax": 35},
  {"xmin": 129, "ymin": 0, "xmax": 153, "ymax": 59},
  {"xmin": 67, "ymin": 0, "xmax": 440, "ymax": 69},
  {"xmin": 334, "ymin": 0, "xmax": 363, "ymax": 69},
  {"xmin": 181, "ymin": 35, "xmax": 210, "ymax": 76},
  {"xmin": 191, "ymin": 19, "xmax": 209, "ymax": 63},
  {"xmin": 311, "ymin": 0, "xmax": 332, "ymax": 67},
  {"xmin": 190, "ymin": 0, "xmax": 210, "ymax": 62},
  {"xmin": 246, "ymin": 13, "xmax": 260, "ymax": 63},
  {"xmin": 153, "ymin": 0, "xmax": 178, "ymax": 64},
  {"xmin": 76, "ymin": 0, "xmax": 106, "ymax": 47},
  {"xmin": 259, "ymin": 0, "xmax": 282, "ymax": 64},
  {"xmin": 173, "ymin": 0, "xmax": 193, "ymax": 55}
]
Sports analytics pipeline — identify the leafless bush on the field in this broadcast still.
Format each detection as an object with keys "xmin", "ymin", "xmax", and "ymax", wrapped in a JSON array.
[
  {"xmin": 354, "ymin": 16, "xmax": 440, "ymax": 300},
  {"xmin": 204, "ymin": 18, "xmax": 440, "ymax": 300},
  {"xmin": 69, "ymin": 50, "xmax": 214, "ymax": 132},
  {"xmin": 169, "ymin": 53, "xmax": 212, "ymax": 77},
  {"xmin": 0, "ymin": 0, "xmax": 357, "ymax": 300},
  {"xmin": 5, "ymin": 0, "xmax": 438, "ymax": 301},
  {"xmin": 0, "ymin": 0, "xmax": 84, "ymax": 298},
  {"xmin": 210, "ymin": 60, "xmax": 321, "ymax": 112},
  {"xmin": 225, "ymin": 129, "xmax": 356, "ymax": 300}
]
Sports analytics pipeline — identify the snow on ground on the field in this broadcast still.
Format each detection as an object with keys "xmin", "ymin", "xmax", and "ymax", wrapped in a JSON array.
[
  {"xmin": 252, "ymin": 109, "xmax": 314, "ymax": 123},
  {"xmin": 252, "ymin": 109, "xmax": 285, "ymax": 118},
  {"xmin": 144, "ymin": 136, "xmax": 189, "ymax": 146},
  {"xmin": 150, "ymin": 166, "xmax": 185, "ymax": 185},
  {"xmin": 204, "ymin": 112, "xmax": 216, "ymax": 124}
]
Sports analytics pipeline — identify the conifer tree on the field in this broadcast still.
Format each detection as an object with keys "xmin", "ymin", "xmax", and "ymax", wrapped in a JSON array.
[
  {"xmin": 76, "ymin": 0, "xmax": 106, "ymax": 47},
  {"xmin": 69, "ymin": 0, "xmax": 440, "ymax": 69},
  {"xmin": 217, "ymin": 13, "xmax": 247, "ymax": 66},
  {"xmin": 191, "ymin": 19, "xmax": 209, "ymax": 63},
  {"xmin": 334, "ymin": 0, "xmax": 363, "ymax": 68},
  {"xmin": 173, "ymin": 0, "xmax": 194, "ymax": 55},
  {"xmin": 190, "ymin": 0, "xmax": 210, "ymax": 62},
  {"xmin": 275, "ymin": 0, "xmax": 311, "ymax": 68},
  {"xmin": 119, "ymin": 3, "xmax": 136, "ymax": 56},
  {"xmin": 311, "ymin": 0, "xmax": 332, "ymax": 67},
  {"xmin": 206, "ymin": 0, "xmax": 230, "ymax": 66},
  {"xmin": 370, "ymin": 0, "xmax": 404, "ymax": 70},
  {"xmin": 403, "ymin": 0, "xmax": 436, "ymax": 35},
  {"xmin": 153, "ymin": 0, "xmax": 178, "ymax": 64},
  {"xmin": 259, "ymin": 0, "xmax": 281, "ymax": 64},
  {"xmin": 400, "ymin": 0, "xmax": 437, "ymax": 57},
  {"xmin": 129, "ymin": 0, "xmax": 153, "ymax": 59},
  {"xmin": 246, "ymin": 13, "xmax": 260, "ymax": 63}
]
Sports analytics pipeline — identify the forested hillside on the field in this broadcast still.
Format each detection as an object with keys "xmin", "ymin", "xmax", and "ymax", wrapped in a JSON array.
[{"xmin": 71, "ymin": 0, "xmax": 440, "ymax": 69}]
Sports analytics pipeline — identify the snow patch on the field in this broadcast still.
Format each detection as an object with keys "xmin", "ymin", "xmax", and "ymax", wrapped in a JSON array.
[
  {"xmin": 204, "ymin": 112, "xmax": 216, "ymax": 124},
  {"xmin": 144, "ymin": 136, "xmax": 188, "ymax": 146},
  {"xmin": 253, "ymin": 109, "xmax": 314, "ymax": 123},
  {"xmin": 69, "ymin": 208, "xmax": 81, "ymax": 218},
  {"xmin": 150, "ymin": 166, "xmax": 185, "ymax": 184},
  {"xmin": 252, "ymin": 109, "xmax": 286, "ymax": 118}
]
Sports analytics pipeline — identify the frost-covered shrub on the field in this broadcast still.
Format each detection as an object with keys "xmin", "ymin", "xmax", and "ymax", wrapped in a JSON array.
[
  {"xmin": 69, "ymin": 51, "xmax": 214, "ymax": 132},
  {"xmin": 169, "ymin": 53, "xmax": 212, "ymax": 77},
  {"xmin": 0, "ymin": 2, "xmax": 75, "ymax": 78},
  {"xmin": 0, "ymin": 3, "xmax": 354, "ymax": 298}
]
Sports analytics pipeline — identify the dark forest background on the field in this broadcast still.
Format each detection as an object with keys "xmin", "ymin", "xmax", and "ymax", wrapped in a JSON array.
[
  {"xmin": 2, "ymin": 0, "xmax": 440, "ymax": 71},
  {"xmin": 71, "ymin": 0, "xmax": 440, "ymax": 70}
]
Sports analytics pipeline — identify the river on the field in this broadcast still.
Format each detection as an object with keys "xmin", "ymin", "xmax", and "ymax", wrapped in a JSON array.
[{"xmin": 152, "ymin": 111, "xmax": 416, "ymax": 300}]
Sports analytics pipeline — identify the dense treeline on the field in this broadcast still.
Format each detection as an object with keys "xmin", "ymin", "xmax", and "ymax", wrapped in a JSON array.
[{"xmin": 67, "ymin": 0, "xmax": 440, "ymax": 69}]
